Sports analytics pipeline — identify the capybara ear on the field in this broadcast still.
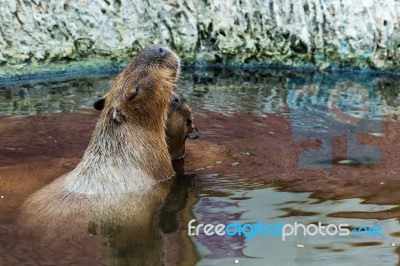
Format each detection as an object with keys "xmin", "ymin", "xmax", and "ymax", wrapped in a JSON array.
[
  {"xmin": 188, "ymin": 126, "xmax": 199, "ymax": 139},
  {"xmin": 93, "ymin": 98, "xmax": 105, "ymax": 110}
]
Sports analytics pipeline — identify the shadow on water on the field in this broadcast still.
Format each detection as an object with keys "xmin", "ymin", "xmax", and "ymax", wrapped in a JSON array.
[{"xmin": 0, "ymin": 68, "xmax": 400, "ymax": 265}]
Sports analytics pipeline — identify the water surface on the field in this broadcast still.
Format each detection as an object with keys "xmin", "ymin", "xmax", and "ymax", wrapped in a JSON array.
[{"xmin": 0, "ymin": 68, "xmax": 399, "ymax": 265}]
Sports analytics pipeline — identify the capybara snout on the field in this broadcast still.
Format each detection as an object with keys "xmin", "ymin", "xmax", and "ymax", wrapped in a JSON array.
[{"xmin": 136, "ymin": 45, "xmax": 180, "ymax": 73}]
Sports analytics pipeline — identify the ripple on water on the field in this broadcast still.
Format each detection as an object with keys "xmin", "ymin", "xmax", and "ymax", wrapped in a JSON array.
[{"xmin": 190, "ymin": 187, "xmax": 400, "ymax": 266}]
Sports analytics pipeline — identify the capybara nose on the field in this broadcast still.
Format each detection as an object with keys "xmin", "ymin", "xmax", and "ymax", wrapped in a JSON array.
[
  {"xmin": 188, "ymin": 126, "xmax": 199, "ymax": 139},
  {"xmin": 159, "ymin": 48, "xmax": 166, "ymax": 57}
]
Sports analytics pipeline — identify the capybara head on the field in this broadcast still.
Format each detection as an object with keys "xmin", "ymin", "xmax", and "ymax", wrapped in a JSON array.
[
  {"xmin": 166, "ymin": 92, "xmax": 199, "ymax": 160},
  {"xmin": 93, "ymin": 44, "xmax": 180, "ymax": 131}
]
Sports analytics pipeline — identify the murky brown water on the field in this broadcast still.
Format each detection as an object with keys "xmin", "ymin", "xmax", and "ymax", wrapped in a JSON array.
[{"xmin": 0, "ymin": 69, "xmax": 400, "ymax": 265}]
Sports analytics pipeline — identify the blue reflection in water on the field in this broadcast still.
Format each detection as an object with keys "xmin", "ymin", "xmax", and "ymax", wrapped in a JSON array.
[{"xmin": 287, "ymin": 74, "xmax": 382, "ymax": 168}]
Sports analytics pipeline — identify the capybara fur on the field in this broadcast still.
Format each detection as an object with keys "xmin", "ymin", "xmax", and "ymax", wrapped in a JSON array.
[
  {"xmin": 166, "ymin": 92, "xmax": 199, "ymax": 160},
  {"xmin": 20, "ymin": 44, "xmax": 181, "ymax": 259}
]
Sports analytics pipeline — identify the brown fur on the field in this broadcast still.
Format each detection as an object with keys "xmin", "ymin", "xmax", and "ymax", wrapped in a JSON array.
[
  {"xmin": 63, "ymin": 45, "xmax": 180, "ymax": 194},
  {"xmin": 20, "ymin": 45, "xmax": 181, "ymax": 263},
  {"xmin": 166, "ymin": 92, "xmax": 199, "ymax": 160}
]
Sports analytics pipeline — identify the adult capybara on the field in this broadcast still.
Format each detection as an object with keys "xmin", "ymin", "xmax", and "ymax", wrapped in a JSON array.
[
  {"xmin": 20, "ymin": 45, "xmax": 181, "ymax": 243},
  {"xmin": 166, "ymin": 92, "xmax": 198, "ymax": 161}
]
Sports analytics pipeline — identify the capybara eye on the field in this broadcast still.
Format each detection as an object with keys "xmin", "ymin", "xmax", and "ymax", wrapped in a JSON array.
[
  {"xmin": 130, "ymin": 85, "xmax": 140, "ymax": 101},
  {"xmin": 159, "ymin": 48, "xmax": 166, "ymax": 57},
  {"xmin": 174, "ymin": 98, "xmax": 180, "ymax": 104},
  {"xmin": 187, "ymin": 119, "xmax": 192, "ymax": 126}
]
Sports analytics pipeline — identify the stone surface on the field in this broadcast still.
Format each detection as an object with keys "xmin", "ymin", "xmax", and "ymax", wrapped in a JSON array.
[{"xmin": 1, "ymin": 0, "xmax": 400, "ymax": 75}]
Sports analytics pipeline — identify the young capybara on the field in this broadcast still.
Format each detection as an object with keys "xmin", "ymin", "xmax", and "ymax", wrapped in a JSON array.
[
  {"xmin": 166, "ymin": 92, "xmax": 199, "ymax": 161},
  {"xmin": 20, "ymin": 45, "xmax": 181, "ymax": 241}
]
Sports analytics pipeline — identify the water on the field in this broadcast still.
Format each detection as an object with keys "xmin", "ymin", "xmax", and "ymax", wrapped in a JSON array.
[
  {"xmin": 0, "ymin": 68, "xmax": 400, "ymax": 265},
  {"xmin": 192, "ymin": 187, "xmax": 400, "ymax": 266}
]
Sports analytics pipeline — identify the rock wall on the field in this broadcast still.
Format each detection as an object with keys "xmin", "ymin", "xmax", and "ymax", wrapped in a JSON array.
[{"xmin": 1, "ymin": 0, "xmax": 400, "ymax": 75}]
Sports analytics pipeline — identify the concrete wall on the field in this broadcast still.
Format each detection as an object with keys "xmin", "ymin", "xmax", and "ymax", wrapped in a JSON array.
[{"xmin": 1, "ymin": 0, "xmax": 400, "ymax": 75}]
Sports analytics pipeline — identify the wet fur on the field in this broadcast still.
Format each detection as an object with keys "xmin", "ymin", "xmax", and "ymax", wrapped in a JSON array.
[
  {"xmin": 20, "ymin": 44, "xmax": 181, "ymax": 252},
  {"xmin": 67, "ymin": 53, "xmax": 180, "ymax": 194},
  {"xmin": 166, "ymin": 92, "xmax": 198, "ymax": 160}
]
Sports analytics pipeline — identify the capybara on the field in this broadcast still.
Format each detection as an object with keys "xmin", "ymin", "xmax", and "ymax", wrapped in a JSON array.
[
  {"xmin": 20, "ymin": 44, "xmax": 181, "ymax": 255},
  {"xmin": 166, "ymin": 92, "xmax": 199, "ymax": 161}
]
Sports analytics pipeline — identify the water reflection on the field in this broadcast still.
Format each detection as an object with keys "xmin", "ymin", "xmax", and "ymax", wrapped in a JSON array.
[
  {"xmin": 1, "ymin": 69, "xmax": 398, "ymax": 118},
  {"xmin": 0, "ymin": 75, "xmax": 112, "ymax": 116},
  {"xmin": 287, "ymin": 74, "xmax": 382, "ymax": 167},
  {"xmin": 192, "ymin": 186, "xmax": 400, "ymax": 266}
]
